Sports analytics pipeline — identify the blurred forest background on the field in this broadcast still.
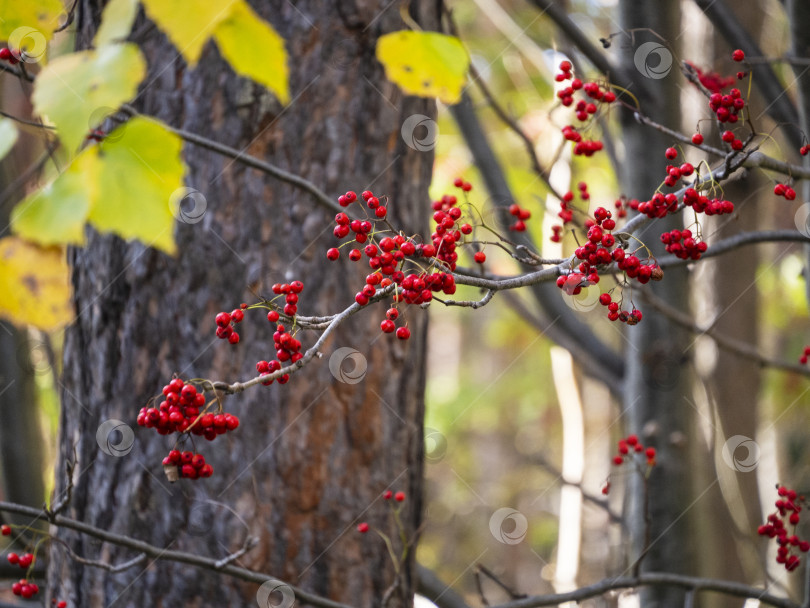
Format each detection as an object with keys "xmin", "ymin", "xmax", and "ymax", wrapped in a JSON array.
[{"xmin": 1, "ymin": 0, "xmax": 809, "ymax": 606}]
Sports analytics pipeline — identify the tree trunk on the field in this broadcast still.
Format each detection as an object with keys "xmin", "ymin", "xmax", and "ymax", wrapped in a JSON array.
[
  {"xmin": 616, "ymin": 3, "xmax": 691, "ymax": 606},
  {"xmin": 48, "ymin": 2, "xmax": 434, "ymax": 606}
]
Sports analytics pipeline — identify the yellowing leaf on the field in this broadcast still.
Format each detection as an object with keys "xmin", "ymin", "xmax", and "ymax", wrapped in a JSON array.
[
  {"xmin": 86, "ymin": 117, "xmax": 184, "ymax": 254},
  {"xmin": 32, "ymin": 43, "xmax": 146, "ymax": 154},
  {"xmin": 0, "ymin": 236, "xmax": 72, "ymax": 330},
  {"xmin": 141, "ymin": 0, "xmax": 238, "ymax": 65},
  {"xmin": 11, "ymin": 154, "xmax": 94, "ymax": 246},
  {"xmin": 213, "ymin": 0, "xmax": 289, "ymax": 103},
  {"xmin": 0, "ymin": 0, "xmax": 65, "ymax": 42},
  {"xmin": 94, "ymin": 0, "xmax": 140, "ymax": 47},
  {"xmin": 0, "ymin": 118, "xmax": 19, "ymax": 161},
  {"xmin": 376, "ymin": 31, "xmax": 469, "ymax": 104}
]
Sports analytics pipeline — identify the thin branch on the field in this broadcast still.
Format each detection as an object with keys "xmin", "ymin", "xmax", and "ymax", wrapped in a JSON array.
[
  {"xmin": 0, "ymin": 500, "xmax": 351, "ymax": 608},
  {"xmin": 434, "ymin": 290, "xmax": 494, "ymax": 309},
  {"xmin": 491, "ymin": 572, "xmax": 798, "ymax": 608},
  {"xmin": 416, "ymin": 565, "xmax": 472, "ymax": 608},
  {"xmin": 638, "ymin": 288, "xmax": 810, "ymax": 377},
  {"xmin": 51, "ymin": 536, "xmax": 147, "ymax": 573},
  {"xmin": 476, "ymin": 564, "xmax": 527, "ymax": 600}
]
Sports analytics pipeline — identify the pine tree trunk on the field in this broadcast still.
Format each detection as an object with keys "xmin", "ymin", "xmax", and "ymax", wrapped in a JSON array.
[{"xmin": 48, "ymin": 2, "xmax": 435, "ymax": 606}]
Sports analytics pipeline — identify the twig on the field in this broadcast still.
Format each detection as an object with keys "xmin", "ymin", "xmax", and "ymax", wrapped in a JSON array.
[
  {"xmin": 214, "ymin": 536, "xmax": 259, "ymax": 569},
  {"xmin": 476, "ymin": 564, "xmax": 527, "ymax": 600},
  {"xmin": 433, "ymin": 290, "xmax": 494, "ymax": 309},
  {"xmin": 51, "ymin": 536, "xmax": 147, "ymax": 573}
]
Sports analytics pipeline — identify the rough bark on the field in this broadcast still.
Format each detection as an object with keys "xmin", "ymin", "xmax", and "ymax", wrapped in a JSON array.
[
  {"xmin": 615, "ymin": 3, "xmax": 692, "ymax": 606},
  {"xmin": 47, "ymin": 2, "xmax": 434, "ymax": 606}
]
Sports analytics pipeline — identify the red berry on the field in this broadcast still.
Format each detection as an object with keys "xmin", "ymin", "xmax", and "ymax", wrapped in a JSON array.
[
  {"xmin": 691, "ymin": 133, "xmax": 703, "ymax": 145},
  {"xmin": 383, "ymin": 490, "xmax": 393, "ymax": 500},
  {"xmin": 357, "ymin": 522, "xmax": 369, "ymax": 533},
  {"xmin": 473, "ymin": 251, "xmax": 486, "ymax": 264},
  {"xmin": 326, "ymin": 248, "xmax": 340, "ymax": 261},
  {"xmin": 1, "ymin": 525, "xmax": 10, "ymax": 536},
  {"xmin": 0, "ymin": 48, "xmax": 10, "ymax": 61},
  {"xmin": 394, "ymin": 491, "xmax": 406, "ymax": 502},
  {"xmin": 613, "ymin": 455, "xmax": 623, "ymax": 465},
  {"xmin": 380, "ymin": 319, "xmax": 396, "ymax": 333},
  {"xmin": 215, "ymin": 312, "xmax": 231, "ymax": 327},
  {"xmin": 732, "ymin": 49, "xmax": 745, "ymax": 62},
  {"xmin": 7, "ymin": 553, "xmax": 19, "ymax": 565},
  {"xmin": 396, "ymin": 327, "xmax": 411, "ymax": 340},
  {"xmin": 665, "ymin": 147, "xmax": 677, "ymax": 160},
  {"xmin": 228, "ymin": 332, "xmax": 240, "ymax": 345},
  {"xmin": 58, "ymin": 601, "xmax": 68, "ymax": 608}
]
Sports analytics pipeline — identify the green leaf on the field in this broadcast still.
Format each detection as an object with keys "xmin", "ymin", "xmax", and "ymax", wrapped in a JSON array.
[
  {"xmin": 11, "ymin": 154, "xmax": 94, "ymax": 246},
  {"xmin": 141, "ymin": 0, "xmax": 238, "ymax": 65},
  {"xmin": 0, "ymin": 236, "xmax": 72, "ymax": 330},
  {"xmin": 32, "ymin": 43, "xmax": 146, "ymax": 154},
  {"xmin": 94, "ymin": 0, "xmax": 140, "ymax": 47},
  {"xmin": 87, "ymin": 117, "xmax": 185, "ymax": 255},
  {"xmin": 0, "ymin": 118, "xmax": 19, "ymax": 161},
  {"xmin": 213, "ymin": 0, "xmax": 289, "ymax": 103},
  {"xmin": 376, "ymin": 31, "xmax": 470, "ymax": 104},
  {"xmin": 0, "ymin": 0, "xmax": 65, "ymax": 42}
]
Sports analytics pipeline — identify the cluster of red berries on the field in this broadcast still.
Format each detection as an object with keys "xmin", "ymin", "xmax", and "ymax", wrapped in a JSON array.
[
  {"xmin": 265, "ymin": 322, "xmax": 302, "ymax": 369},
  {"xmin": 269, "ymin": 280, "xmax": 305, "ymax": 317},
  {"xmin": 661, "ymin": 148, "xmax": 695, "ymax": 186},
  {"xmin": 137, "ymin": 378, "xmax": 238, "ymax": 481},
  {"xmin": 452, "ymin": 177, "xmax": 473, "ymax": 191},
  {"xmin": 0, "ymin": 47, "xmax": 20, "ymax": 64},
  {"xmin": 555, "ymin": 61, "xmax": 614, "ymax": 157},
  {"xmin": 689, "ymin": 62, "xmax": 735, "ymax": 93},
  {"xmin": 682, "ymin": 188, "xmax": 735, "ymax": 216},
  {"xmin": 613, "ymin": 435, "xmax": 656, "ymax": 467},
  {"xmin": 613, "ymin": 197, "xmax": 628, "ymax": 218},
  {"xmin": 162, "ymin": 450, "xmax": 213, "ymax": 479},
  {"xmin": 598, "ymin": 293, "xmax": 643, "ymax": 325},
  {"xmin": 758, "ymin": 486, "xmax": 809, "ymax": 571},
  {"xmin": 214, "ymin": 305, "xmax": 246, "ymax": 344},
  {"xmin": 7, "ymin": 552, "xmax": 34, "ymax": 568},
  {"xmin": 550, "ymin": 183, "xmax": 589, "ymax": 239},
  {"xmin": 380, "ymin": 307, "xmax": 411, "ymax": 340},
  {"xmin": 773, "ymin": 183, "xmax": 797, "ymax": 200},
  {"xmin": 708, "ymin": 87, "xmax": 746, "ymax": 124},
  {"xmin": 799, "ymin": 346, "xmax": 810, "ymax": 365},
  {"xmin": 339, "ymin": 189, "xmax": 388, "ymax": 218},
  {"xmin": 721, "ymin": 129, "xmax": 744, "ymax": 151},
  {"xmin": 357, "ymin": 490, "xmax": 407, "ymax": 533},
  {"xmin": 508, "ymin": 203, "xmax": 531, "ymax": 232},
  {"xmin": 661, "ymin": 228, "xmax": 707, "ymax": 260},
  {"xmin": 11, "ymin": 579, "xmax": 39, "ymax": 598}
]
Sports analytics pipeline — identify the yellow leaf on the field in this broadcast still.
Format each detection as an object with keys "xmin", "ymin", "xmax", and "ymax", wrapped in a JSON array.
[
  {"xmin": 86, "ymin": 117, "xmax": 184, "ymax": 255},
  {"xmin": 376, "ymin": 31, "xmax": 470, "ymax": 104},
  {"xmin": 0, "ymin": 236, "xmax": 72, "ymax": 330},
  {"xmin": 11, "ymin": 153, "xmax": 95, "ymax": 246},
  {"xmin": 32, "ymin": 43, "xmax": 146, "ymax": 154},
  {"xmin": 0, "ymin": 118, "xmax": 18, "ymax": 161},
  {"xmin": 141, "ymin": 0, "xmax": 238, "ymax": 65},
  {"xmin": 94, "ymin": 0, "xmax": 140, "ymax": 47},
  {"xmin": 212, "ymin": 0, "xmax": 289, "ymax": 103},
  {"xmin": 0, "ymin": 0, "xmax": 65, "ymax": 43}
]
